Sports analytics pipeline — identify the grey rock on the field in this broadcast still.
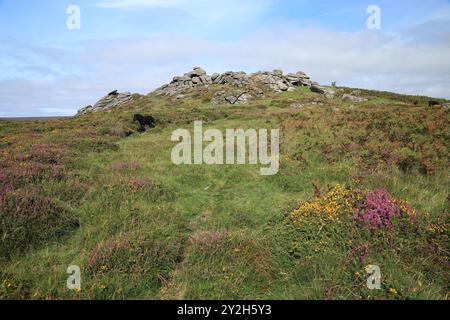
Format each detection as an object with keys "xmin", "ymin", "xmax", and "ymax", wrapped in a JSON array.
[
  {"xmin": 272, "ymin": 69, "xmax": 283, "ymax": 76},
  {"xmin": 211, "ymin": 73, "xmax": 220, "ymax": 81},
  {"xmin": 76, "ymin": 105, "xmax": 93, "ymax": 116},
  {"xmin": 290, "ymin": 103, "xmax": 304, "ymax": 109},
  {"xmin": 211, "ymin": 89, "xmax": 258, "ymax": 105},
  {"xmin": 310, "ymin": 85, "xmax": 336, "ymax": 99},
  {"xmin": 200, "ymin": 75, "xmax": 212, "ymax": 84},
  {"xmin": 76, "ymin": 91, "xmax": 133, "ymax": 115},
  {"xmin": 153, "ymin": 67, "xmax": 317, "ymax": 97},
  {"xmin": 341, "ymin": 94, "xmax": 368, "ymax": 103},
  {"xmin": 191, "ymin": 67, "xmax": 206, "ymax": 77}
]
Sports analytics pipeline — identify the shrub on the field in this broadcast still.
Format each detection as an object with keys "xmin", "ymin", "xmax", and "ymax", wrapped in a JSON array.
[
  {"xmin": 353, "ymin": 189, "xmax": 400, "ymax": 230},
  {"xmin": 0, "ymin": 189, "xmax": 79, "ymax": 258},
  {"xmin": 289, "ymin": 185, "xmax": 420, "ymax": 265},
  {"xmin": 87, "ymin": 234, "xmax": 182, "ymax": 284},
  {"xmin": 290, "ymin": 185, "xmax": 355, "ymax": 226}
]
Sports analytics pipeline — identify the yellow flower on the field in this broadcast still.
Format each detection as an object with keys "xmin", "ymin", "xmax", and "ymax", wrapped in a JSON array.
[{"xmin": 388, "ymin": 288, "xmax": 397, "ymax": 294}]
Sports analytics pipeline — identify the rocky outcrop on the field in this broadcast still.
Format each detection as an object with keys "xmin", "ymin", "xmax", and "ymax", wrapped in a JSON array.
[
  {"xmin": 153, "ymin": 68, "xmax": 313, "ymax": 97},
  {"xmin": 341, "ymin": 94, "xmax": 368, "ymax": 103},
  {"xmin": 77, "ymin": 90, "xmax": 133, "ymax": 115},
  {"xmin": 310, "ymin": 84, "xmax": 336, "ymax": 99},
  {"xmin": 77, "ymin": 68, "xmax": 341, "ymax": 113}
]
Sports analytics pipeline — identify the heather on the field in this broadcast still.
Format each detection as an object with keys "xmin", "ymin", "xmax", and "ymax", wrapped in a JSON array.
[{"xmin": 0, "ymin": 85, "xmax": 448, "ymax": 299}]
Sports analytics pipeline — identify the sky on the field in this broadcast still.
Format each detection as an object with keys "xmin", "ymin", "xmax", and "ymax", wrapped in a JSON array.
[{"xmin": 0, "ymin": 0, "xmax": 449, "ymax": 116}]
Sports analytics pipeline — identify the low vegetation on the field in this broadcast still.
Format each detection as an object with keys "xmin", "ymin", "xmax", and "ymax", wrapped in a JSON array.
[{"xmin": 0, "ymin": 85, "xmax": 448, "ymax": 299}]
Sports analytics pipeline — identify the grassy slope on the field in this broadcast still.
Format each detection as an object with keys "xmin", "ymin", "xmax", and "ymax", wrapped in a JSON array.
[{"xmin": 0, "ymin": 86, "xmax": 448, "ymax": 299}]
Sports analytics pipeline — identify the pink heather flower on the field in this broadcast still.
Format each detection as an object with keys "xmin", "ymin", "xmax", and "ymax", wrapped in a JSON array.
[
  {"xmin": 354, "ymin": 189, "xmax": 400, "ymax": 230},
  {"xmin": 0, "ymin": 168, "xmax": 5, "ymax": 181}
]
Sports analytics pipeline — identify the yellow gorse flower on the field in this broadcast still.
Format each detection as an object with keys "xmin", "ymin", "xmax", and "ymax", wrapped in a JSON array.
[
  {"xmin": 290, "ymin": 185, "xmax": 353, "ymax": 225},
  {"xmin": 388, "ymin": 288, "xmax": 398, "ymax": 294}
]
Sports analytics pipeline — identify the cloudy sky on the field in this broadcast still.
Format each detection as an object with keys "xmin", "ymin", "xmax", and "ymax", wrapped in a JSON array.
[{"xmin": 0, "ymin": 0, "xmax": 449, "ymax": 116}]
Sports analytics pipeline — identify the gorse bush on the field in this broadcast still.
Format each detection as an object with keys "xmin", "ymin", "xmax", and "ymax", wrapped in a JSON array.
[
  {"xmin": 289, "ymin": 185, "xmax": 421, "ymax": 262},
  {"xmin": 290, "ymin": 185, "xmax": 418, "ymax": 232},
  {"xmin": 290, "ymin": 184, "xmax": 355, "ymax": 225}
]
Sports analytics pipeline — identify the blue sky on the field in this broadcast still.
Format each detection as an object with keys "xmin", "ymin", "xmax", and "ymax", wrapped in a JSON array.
[{"xmin": 1, "ymin": 0, "xmax": 450, "ymax": 116}]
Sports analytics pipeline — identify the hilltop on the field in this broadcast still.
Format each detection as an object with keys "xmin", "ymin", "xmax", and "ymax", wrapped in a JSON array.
[
  {"xmin": 76, "ymin": 67, "xmax": 449, "ymax": 117},
  {"xmin": 0, "ymin": 68, "xmax": 449, "ymax": 300}
]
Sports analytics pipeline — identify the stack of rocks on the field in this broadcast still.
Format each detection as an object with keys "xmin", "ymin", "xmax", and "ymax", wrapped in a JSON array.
[
  {"xmin": 252, "ymin": 70, "xmax": 313, "ymax": 92},
  {"xmin": 154, "ymin": 68, "xmax": 314, "ymax": 97},
  {"xmin": 154, "ymin": 67, "xmax": 213, "ymax": 96},
  {"xmin": 76, "ymin": 68, "xmax": 340, "ymax": 114},
  {"xmin": 212, "ymin": 71, "xmax": 251, "ymax": 87},
  {"xmin": 76, "ymin": 90, "xmax": 133, "ymax": 115},
  {"xmin": 310, "ymin": 84, "xmax": 336, "ymax": 99}
]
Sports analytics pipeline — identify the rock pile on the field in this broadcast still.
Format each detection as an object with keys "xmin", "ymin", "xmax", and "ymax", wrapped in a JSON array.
[
  {"xmin": 153, "ymin": 68, "xmax": 313, "ymax": 97},
  {"xmin": 341, "ymin": 93, "xmax": 368, "ymax": 103},
  {"xmin": 77, "ymin": 90, "xmax": 133, "ymax": 115},
  {"xmin": 310, "ymin": 84, "xmax": 336, "ymax": 99},
  {"xmin": 76, "ymin": 67, "xmax": 360, "ymax": 114},
  {"xmin": 154, "ymin": 67, "xmax": 212, "ymax": 97}
]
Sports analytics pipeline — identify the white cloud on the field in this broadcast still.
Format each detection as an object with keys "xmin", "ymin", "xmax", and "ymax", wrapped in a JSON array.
[
  {"xmin": 1, "ymin": 20, "xmax": 450, "ymax": 116},
  {"xmin": 96, "ymin": 0, "xmax": 272, "ymax": 26}
]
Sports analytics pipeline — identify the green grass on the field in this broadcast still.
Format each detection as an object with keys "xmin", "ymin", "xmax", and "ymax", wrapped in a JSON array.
[{"xmin": 0, "ymin": 86, "xmax": 448, "ymax": 300}]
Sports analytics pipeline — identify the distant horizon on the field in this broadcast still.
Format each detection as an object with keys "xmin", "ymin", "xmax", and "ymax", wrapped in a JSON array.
[
  {"xmin": 1, "ymin": 0, "xmax": 450, "ymax": 117},
  {"xmin": 0, "ymin": 116, "xmax": 71, "ymax": 120}
]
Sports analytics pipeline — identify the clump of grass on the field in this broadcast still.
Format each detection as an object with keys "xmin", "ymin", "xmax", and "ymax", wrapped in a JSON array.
[
  {"xmin": 86, "ymin": 233, "xmax": 183, "ymax": 297},
  {"xmin": 0, "ymin": 189, "xmax": 79, "ymax": 258},
  {"xmin": 110, "ymin": 162, "xmax": 141, "ymax": 171}
]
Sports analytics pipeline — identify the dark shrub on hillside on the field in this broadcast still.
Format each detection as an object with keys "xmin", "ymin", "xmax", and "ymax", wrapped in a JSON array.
[{"xmin": 0, "ymin": 189, "xmax": 79, "ymax": 258}]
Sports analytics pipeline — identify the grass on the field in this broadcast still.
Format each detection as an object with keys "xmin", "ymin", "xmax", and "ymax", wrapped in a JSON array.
[{"xmin": 0, "ymin": 86, "xmax": 448, "ymax": 300}]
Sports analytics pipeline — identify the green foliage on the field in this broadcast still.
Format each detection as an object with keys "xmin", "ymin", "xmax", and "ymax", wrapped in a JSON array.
[
  {"xmin": 0, "ymin": 189, "xmax": 79, "ymax": 258},
  {"xmin": 0, "ymin": 86, "xmax": 448, "ymax": 300}
]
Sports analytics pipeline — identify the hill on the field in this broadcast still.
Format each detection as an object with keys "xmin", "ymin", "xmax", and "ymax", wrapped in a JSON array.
[{"xmin": 0, "ymin": 69, "xmax": 449, "ymax": 300}]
